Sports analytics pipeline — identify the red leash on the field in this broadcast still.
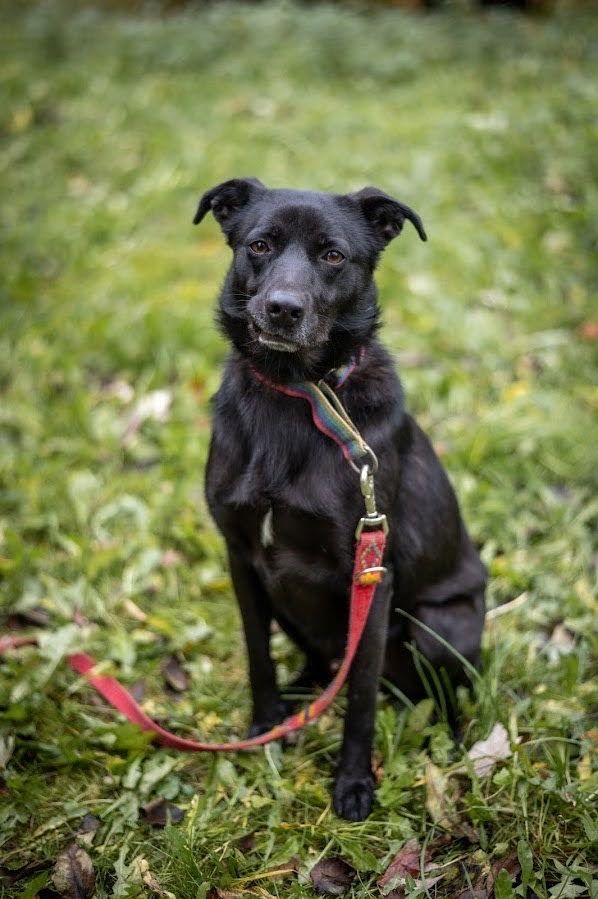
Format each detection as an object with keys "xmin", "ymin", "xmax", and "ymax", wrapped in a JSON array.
[
  {"xmin": 1, "ymin": 528, "xmax": 384, "ymax": 751},
  {"xmin": 1, "ymin": 366, "xmax": 388, "ymax": 751}
]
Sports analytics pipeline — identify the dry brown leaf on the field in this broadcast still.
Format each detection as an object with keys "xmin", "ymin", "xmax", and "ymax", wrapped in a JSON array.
[
  {"xmin": 579, "ymin": 320, "xmax": 598, "ymax": 342},
  {"xmin": 425, "ymin": 760, "xmax": 455, "ymax": 829},
  {"xmin": 577, "ymin": 754, "xmax": 592, "ymax": 781},
  {"xmin": 486, "ymin": 851, "xmax": 520, "ymax": 897},
  {"xmin": 237, "ymin": 856, "xmax": 299, "ymax": 885},
  {"xmin": 235, "ymin": 831, "xmax": 256, "ymax": 854},
  {"xmin": 101, "ymin": 378, "xmax": 134, "ymax": 402},
  {"xmin": 133, "ymin": 856, "xmax": 176, "ymax": 898},
  {"xmin": 372, "ymin": 751, "xmax": 385, "ymax": 784},
  {"xmin": 161, "ymin": 655, "xmax": 189, "ymax": 692},
  {"xmin": 142, "ymin": 798, "xmax": 184, "ymax": 827},
  {"xmin": 206, "ymin": 890, "xmax": 244, "ymax": 899},
  {"xmin": 467, "ymin": 723, "xmax": 512, "ymax": 778},
  {"xmin": 310, "ymin": 857, "xmax": 355, "ymax": 896},
  {"xmin": 470, "ymin": 850, "xmax": 520, "ymax": 899},
  {"xmin": 544, "ymin": 623, "xmax": 576, "ymax": 662},
  {"xmin": 377, "ymin": 838, "xmax": 443, "ymax": 897},
  {"xmin": 13, "ymin": 607, "xmax": 51, "ymax": 627},
  {"xmin": 385, "ymin": 875, "xmax": 442, "ymax": 899},
  {"xmin": 424, "ymin": 760, "xmax": 478, "ymax": 842},
  {"xmin": 129, "ymin": 680, "xmax": 145, "ymax": 702},
  {"xmin": 72, "ymin": 608, "xmax": 90, "ymax": 628},
  {"xmin": 162, "ymin": 548, "xmax": 183, "ymax": 567},
  {"xmin": 378, "ymin": 838, "xmax": 423, "ymax": 890},
  {"xmin": 75, "ymin": 814, "xmax": 101, "ymax": 847},
  {"xmin": 52, "ymin": 843, "xmax": 96, "ymax": 899},
  {"xmin": 122, "ymin": 388, "xmax": 172, "ymax": 445},
  {"xmin": 123, "ymin": 598, "xmax": 147, "ymax": 622}
]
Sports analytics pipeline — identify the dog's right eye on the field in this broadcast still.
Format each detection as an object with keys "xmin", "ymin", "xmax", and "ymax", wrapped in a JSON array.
[{"xmin": 249, "ymin": 240, "xmax": 271, "ymax": 255}]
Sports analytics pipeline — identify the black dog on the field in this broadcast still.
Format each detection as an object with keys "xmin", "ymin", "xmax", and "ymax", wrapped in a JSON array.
[{"xmin": 194, "ymin": 178, "xmax": 486, "ymax": 821}]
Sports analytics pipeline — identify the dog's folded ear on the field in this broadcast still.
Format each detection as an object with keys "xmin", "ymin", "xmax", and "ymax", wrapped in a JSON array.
[
  {"xmin": 193, "ymin": 178, "xmax": 265, "ymax": 231},
  {"xmin": 350, "ymin": 187, "xmax": 427, "ymax": 246}
]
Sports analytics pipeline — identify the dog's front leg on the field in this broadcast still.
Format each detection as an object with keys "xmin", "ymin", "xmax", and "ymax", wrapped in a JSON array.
[
  {"xmin": 228, "ymin": 547, "xmax": 286, "ymax": 737},
  {"xmin": 333, "ymin": 565, "xmax": 393, "ymax": 821}
]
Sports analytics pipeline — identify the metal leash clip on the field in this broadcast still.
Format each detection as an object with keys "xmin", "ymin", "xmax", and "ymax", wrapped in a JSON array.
[{"xmin": 355, "ymin": 463, "xmax": 389, "ymax": 539}]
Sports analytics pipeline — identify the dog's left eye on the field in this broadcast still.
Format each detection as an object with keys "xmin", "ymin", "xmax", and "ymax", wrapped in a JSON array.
[
  {"xmin": 249, "ymin": 240, "xmax": 271, "ymax": 255},
  {"xmin": 321, "ymin": 250, "xmax": 345, "ymax": 265}
]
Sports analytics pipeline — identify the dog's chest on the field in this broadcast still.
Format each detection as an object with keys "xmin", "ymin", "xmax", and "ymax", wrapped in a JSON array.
[
  {"xmin": 207, "ymin": 389, "xmax": 358, "ymax": 605},
  {"xmin": 251, "ymin": 501, "xmax": 352, "ymax": 656},
  {"xmin": 259, "ymin": 507, "xmax": 274, "ymax": 548},
  {"xmin": 215, "ymin": 495, "xmax": 346, "ymax": 570}
]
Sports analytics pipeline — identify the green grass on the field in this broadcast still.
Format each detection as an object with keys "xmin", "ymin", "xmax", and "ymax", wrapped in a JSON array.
[{"xmin": 1, "ymin": 2, "xmax": 597, "ymax": 897}]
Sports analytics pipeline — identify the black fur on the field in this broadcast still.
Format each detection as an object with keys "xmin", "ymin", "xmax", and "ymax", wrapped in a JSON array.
[{"xmin": 196, "ymin": 179, "xmax": 486, "ymax": 821}]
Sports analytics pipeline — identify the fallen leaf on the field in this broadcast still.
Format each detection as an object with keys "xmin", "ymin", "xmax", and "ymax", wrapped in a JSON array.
[
  {"xmin": 467, "ymin": 723, "xmax": 512, "ymax": 778},
  {"xmin": 142, "ymin": 798, "xmax": 184, "ymax": 827},
  {"xmin": 52, "ymin": 844, "xmax": 95, "ymax": 899},
  {"xmin": 76, "ymin": 814, "xmax": 101, "ymax": 846},
  {"xmin": 130, "ymin": 680, "xmax": 146, "ymax": 702},
  {"xmin": 577, "ymin": 754, "xmax": 592, "ymax": 781},
  {"xmin": 372, "ymin": 751, "xmax": 385, "ymax": 784},
  {"xmin": 133, "ymin": 856, "xmax": 176, "ymax": 898},
  {"xmin": 424, "ymin": 760, "xmax": 478, "ymax": 842},
  {"xmin": 13, "ymin": 606, "xmax": 51, "ymax": 627},
  {"xmin": 100, "ymin": 377, "xmax": 134, "ymax": 402},
  {"xmin": 235, "ymin": 856, "xmax": 300, "ymax": 885},
  {"xmin": 72, "ymin": 608, "xmax": 89, "ymax": 628},
  {"xmin": 378, "ymin": 837, "xmax": 442, "ymax": 898},
  {"xmin": 385, "ymin": 876, "xmax": 442, "ymax": 899},
  {"xmin": 162, "ymin": 548, "xmax": 183, "ymax": 567},
  {"xmin": 425, "ymin": 759, "xmax": 454, "ymax": 828},
  {"xmin": 161, "ymin": 655, "xmax": 189, "ymax": 692},
  {"xmin": 0, "ymin": 735, "xmax": 15, "ymax": 769},
  {"xmin": 483, "ymin": 851, "xmax": 520, "ymax": 898},
  {"xmin": 544, "ymin": 623, "xmax": 576, "ymax": 663},
  {"xmin": 235, "ymin": 831, "xmax": 256, "ymax": 854},
  {"xmin": 262, "ymin": 856, "xmax": 299, "ymax": 880},
  {"xmin": 206, "ymin": 890, "xmax": 244, "ymax": 899},
  {"xmin": 378, "ymin": 838, "xmax": 423, "ymax": 889},
  {"xmin": 123, "ymin": 598, "xmax": 148, "ymax": 622},
  {"xmin": 579, "ymin": 320, "xmax": 598, "ymax": 342},
  {"xmin": 122, "ymin": 388, "xmax": 172, "ymax": 445},
  {"xmin": 310, "ymin": 857, "xmax": 355, "ymax": 896}
]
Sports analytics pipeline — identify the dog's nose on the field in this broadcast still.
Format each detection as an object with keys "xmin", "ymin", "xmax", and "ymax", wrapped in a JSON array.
[{"xmin": 265, "ymin": 291, "xmax": 304, "ymax": 328}]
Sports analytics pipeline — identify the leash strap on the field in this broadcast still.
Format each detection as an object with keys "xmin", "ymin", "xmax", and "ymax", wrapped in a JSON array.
[
  {"xmin": 0, "ymin": 529, "xmax": 385, "ymax": 751},
  {"xmin": 1, "ymin": 359, "xmax": 388, "ymax": 751}
]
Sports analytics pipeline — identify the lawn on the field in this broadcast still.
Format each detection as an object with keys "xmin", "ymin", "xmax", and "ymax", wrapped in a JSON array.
[{"xmin": 0, "ymin": 2, "xmax": 597, "ymax": 897}]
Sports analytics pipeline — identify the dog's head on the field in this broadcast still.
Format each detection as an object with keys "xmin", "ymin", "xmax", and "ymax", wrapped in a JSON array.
[{"xmin": 194, "ymin": 178, "xmax": 426, "ymax": 380}]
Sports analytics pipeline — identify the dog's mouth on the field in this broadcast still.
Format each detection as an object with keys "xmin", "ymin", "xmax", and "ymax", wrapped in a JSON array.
[
  {"xmin": 252, "ymin": 323, "xmax": 300, "ymax": 353},
  {"xmin": 258, "ymin": 333, "xmax": 299, "ymax": 352}
]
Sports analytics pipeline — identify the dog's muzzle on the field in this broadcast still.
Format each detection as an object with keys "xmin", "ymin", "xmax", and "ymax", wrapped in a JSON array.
[{"xmin": 250, "ymin": 289, "xmax": 310, "ymax": 352}]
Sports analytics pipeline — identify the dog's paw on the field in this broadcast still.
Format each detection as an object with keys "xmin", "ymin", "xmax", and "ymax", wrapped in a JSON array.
[{"xmin": 333, "ymin": 770, "xmax": 375, "ymax": 821}]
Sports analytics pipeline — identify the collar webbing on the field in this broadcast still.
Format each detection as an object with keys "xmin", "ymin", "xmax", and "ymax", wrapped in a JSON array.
[{"xmin": 251, "ymin": 355, "xmax": 377, "ymax": 473}]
